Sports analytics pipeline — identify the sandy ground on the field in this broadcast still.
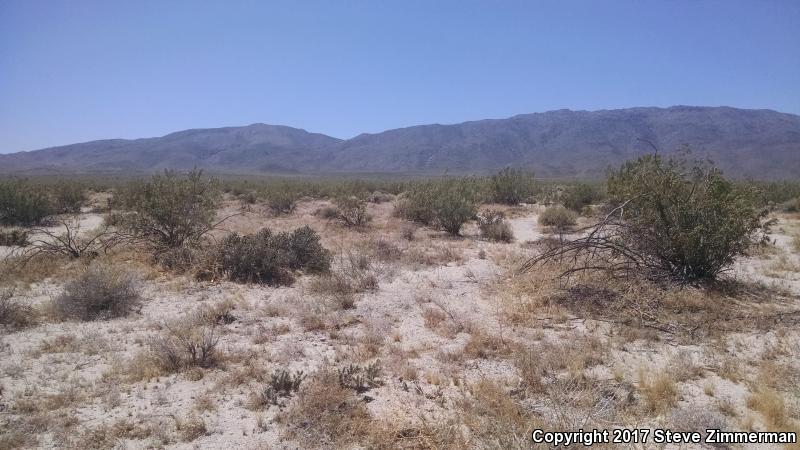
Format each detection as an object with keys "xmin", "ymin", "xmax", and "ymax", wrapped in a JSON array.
[{"xmin": 1, "ymin": 200, "xmax": 799, "ymax": 449}]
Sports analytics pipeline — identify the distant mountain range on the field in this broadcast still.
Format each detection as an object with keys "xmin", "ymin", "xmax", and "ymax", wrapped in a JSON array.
[{"xmin": 2, "ymin": 106, "xmax": 798, "ymax": 179}]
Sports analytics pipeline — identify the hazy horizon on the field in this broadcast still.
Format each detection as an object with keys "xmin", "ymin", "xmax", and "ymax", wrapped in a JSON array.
[{"xmin": 2, "ymin": 0, "xmax": 799, "ymax": 153}]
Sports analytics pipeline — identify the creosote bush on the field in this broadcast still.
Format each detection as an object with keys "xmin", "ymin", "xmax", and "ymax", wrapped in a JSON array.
[
  {"xmin": 538, "ymin": 206, "xmax": 577, "ymax": 232},
  {"xmin": 214, "ymin": 226, "xmax": 331, "ymax": 285},
  {"xmin": 334, "ymin": 196, "xmax": 372, "ymax": 227},
  {"xmin": 266, "ymin": 190, "xmax": 299, "ymax": 215},
  {"xmin": 477, "ymin": 209, "xmax": 514, "ymax": 242},
  {"xmin": 0, "ymin": 180, "xmax": 53, "ymax": 226},
  {"xmin": 525, "ymin": 154, "xmax": 773, "ymax": 283},
  {"xmin": 113, "ymin": 169, "xmax": 222, "ymax": 250},
  {"xmin": 489, "ymin": 168, "xmax": 537, "ymax": 205},
  {"xmin": 562, "ymin": 183, "xmax": 603, "ymax": 212},
  {"xmin": 401, "ymin": 179, "xmax": 481, "ymax": 235},
  {"xmin": 606, "ymin": 155, "xmax": 772, "ymax": 281},
  {"xmin": 54, "ymin": 264, "xmax": 141, "ymax": 321}
]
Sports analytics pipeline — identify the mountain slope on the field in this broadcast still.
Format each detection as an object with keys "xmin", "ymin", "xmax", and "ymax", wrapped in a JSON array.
[
  {"xmin": 0, "ymin": 124, "xmax": 342, "ymax": 174},
  {"xmin": 312, "ymin": 106, "xmax": 800, "ymax": 178},
  {"xmin": 1, "ymin": 106, "xmax": 798, "ymax": 178}
]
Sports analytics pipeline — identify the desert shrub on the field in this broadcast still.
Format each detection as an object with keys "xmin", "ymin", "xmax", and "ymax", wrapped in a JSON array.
[
  {"xmin": 476, "ymin": 209, "xmax": 514, "ymax": 242},
  {"xmin": 403, "ymin": 179, "xmax": 481, "ymax": 235},
  {"xmin": 538, "ymin": 206, "xmax": 577, "ymax": 232},
  {"xmin": 214, "ymin": 226, "xmax": 330, "ymax": 285},
  {"xmin": 606, "ymin": 155, "xmax": 771, "ymax": 281},
  {"xmin": 0, "ymin": 288, "xmax": 35, "ymax": 329},
  {"xmin": 400, "ymin": 223, "xmax": 417, "ymax": 241},
  {"xmin": 284, "ymin": 370, "xmax": 371, "ymax": 447},
  {"xmin": 338, "ymin": 361, "xmax": 382, "ymax": 393},
  {"xmin": 0, "ymin": 179, "xmax": 53, "ymax": 226},
  {"xmin": 113, "ymin": 169, "xmax": 222, "ymax": 250},
  {"xmin": 50, "ymin": 180, "xmax": 87, "ymax": 214},
  {"xmin": 778, "ymin": 197, "xmax": 800, "ymax": 213},
  {"xmin": 266, "ymin": 189, "xmax": 299, "ymax": 215},
  {"xmin": 19, "ymin": 218, "xmax": 122, "ymax": 261},
  {"xmin": 334, "ymin": 196, "xmax": 371, "ymax": 227},
  {"xmin": 252, "ymin": 370, "xmax": 305, "ymax": 408},
  {"xmin": 151, "ymin": 319, "xmax": 220, "ymax": 371},
  {"xmin": 525, "ymin": 155, "xmax": 773, "ymax": 283},
  {"xmin": 54, "ymin": 264, "xmax": 141, "ymax": 321},
  {"xmin": 0, "ymin": 229, "xmax": 29, "ymax": 246},
  {"xmin": 366, "ymin": 191, "xmax": 393, "ymax": 204},
  {"xmin": 562, "ymin": 183, "xmax": 602, "ymax": 212},
  {"xmin": 316, "ymin": 205, "xmax": 339, "ymax": 219},
  {"xmin": 489, "ymin": 168, "xmax": 537, "ymax": 204}
]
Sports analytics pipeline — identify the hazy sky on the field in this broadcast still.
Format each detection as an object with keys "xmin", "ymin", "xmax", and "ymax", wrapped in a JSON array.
[{"xmin": 1, "ymin": 0, "xmax": 798, "ymax": 153}]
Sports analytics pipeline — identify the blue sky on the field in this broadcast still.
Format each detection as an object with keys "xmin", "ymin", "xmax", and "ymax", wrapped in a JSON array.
[{"xmin": 1, "ymin": 0, "xmax": 798, "ymax": 153}]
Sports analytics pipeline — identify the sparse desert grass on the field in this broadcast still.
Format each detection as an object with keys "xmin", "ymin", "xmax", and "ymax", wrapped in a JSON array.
[
  {"xmin": 282, "ymin": 370, "xmax": 371, "ymax": 447},
  {"xmin": 1, "ymin": 175, "xmax": 799, "ymax": 449},
  {"xmin": 0, "ymin": 288, "xmax": 36, "ymax": 329},
  {"xmin": 747, "ymin": 387, "xmax": 787, "ymax": 428},
  {"xmin": 637, "ymin": 368, "xmax": 679, "ymax": 413}
]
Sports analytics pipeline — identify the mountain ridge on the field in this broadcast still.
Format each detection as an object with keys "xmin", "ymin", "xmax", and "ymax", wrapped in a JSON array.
[{"xmin": 2, "ymin": 106, "xmax": 798, "ymax": 179}]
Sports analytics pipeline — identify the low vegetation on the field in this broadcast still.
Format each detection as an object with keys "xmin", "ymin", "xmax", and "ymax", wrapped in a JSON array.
[
  {"xmin": 112, "ymin": 169, "xmax": 223, "ymax": 251},
  {"xmin": 488, "ymin": 167, "xmax": 537, "ymax": 205},
  {"xmin": 477, "ymin": 209, "xmax": 514, "ymax": 242},
  {"xmin": 53, "ymin": 264, "xmax": 141, "ymax": 321},
  {"xmin": 527, "ymin": 155, "xmax": 773, "ymax": 282},
  {"xmin": 213, "ymin": 226, "xmax": 331, "ymax": 285},
  {"xmin": 1, "ymin": 154, "xmax": 799, "ymax": 449},
  {"xmin": 537, "ymin": 206, "xmax": 577, "ymax": 232}
]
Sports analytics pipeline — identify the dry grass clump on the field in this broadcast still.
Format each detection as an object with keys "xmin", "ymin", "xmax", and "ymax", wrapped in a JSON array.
[
  {"xmin": 463, "ymin": 329, "xmax": 513, "ymax": 359},
  {"xmin": 175, "ymin": 415, "xmax": 207, "ymax": 442},
  {"xmin": 307, "ymin": 250, "xmax": 379, "ymax": 306},
  {"xmin": 668, "ymin": 406, "xmax": 728, "ymax": 444},
  {"xmin": 282, "ymin": 370, "xmax": 371, "ymax": 448},
  {"xmin": 537, "ymin": 206, "xmax": 577, "ymax": 232},
  {"xmin": 150, "ymin": 316, "xmax": 221, "ymax": 372},
  {"xmin": 53, "ymin": 263, "xmax": 141, "ymax": 321},
  {"xmin": 746, "ymin": 387, "xmax": 787, "ymax": 428},
  {"xmin": 637, "ymin": 368, "xmax": 679, "ymax": 413},
  {"xmin": 0, "ymin": 288, "xmax": 36, "ymax": 329},
  {"xmin": 477, "ymin": 209, "xmax": 514, "ymax": 243},
  {"xmin": 515, "ymin": 334, "xmax": 606, "ymax": 393}
]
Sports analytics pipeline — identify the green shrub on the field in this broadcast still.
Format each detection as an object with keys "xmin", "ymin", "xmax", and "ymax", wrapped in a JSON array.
[
  {"xmin": 607, "ymin": 154, "xmax": 771, "ymax": 281},
  {"xmin": 402, "ymin": 179, "xmax": 481, "ymax": 235},
  {"xmin": 563, "ymin": 183, "xmax": 602, "ymax": 212},
  {"xmin": 266, "ymin": 189, "xmax": 299, "ymax": 215},
  {"xmin": 214, "ymin": 226, "xmax": 331, "ymax": 286},
  {"xmin": 778, "ymin": 197, "xmax": 800, "ymax": 213},
  {"xmin": 489, "ymin": 168, "xmax": 537, "ymax": 205},
  {"xmin": 0, "ymin": 179, "xmax": 53, "ymax": 226},
  {"xmin": 114, "ymin": 169, "xmax": 222, "ymax": 250},
  {"xmin": 50, "ymin": 180, "xmax": 87, "ymax": 213},
  {"xmin": 54, "ymin": 264, "xmax": 141, "ymax": 321},
  {"xmin": 334, "ymin": 196, "xmax": 371, "ymax": 227},
  {"xmin": 538, "ymin": 206, "xmax": 577, "ymax": 232},
  {"xmin": 477, "ymin": 209, "xmax": 514, "ymax": 243}
]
